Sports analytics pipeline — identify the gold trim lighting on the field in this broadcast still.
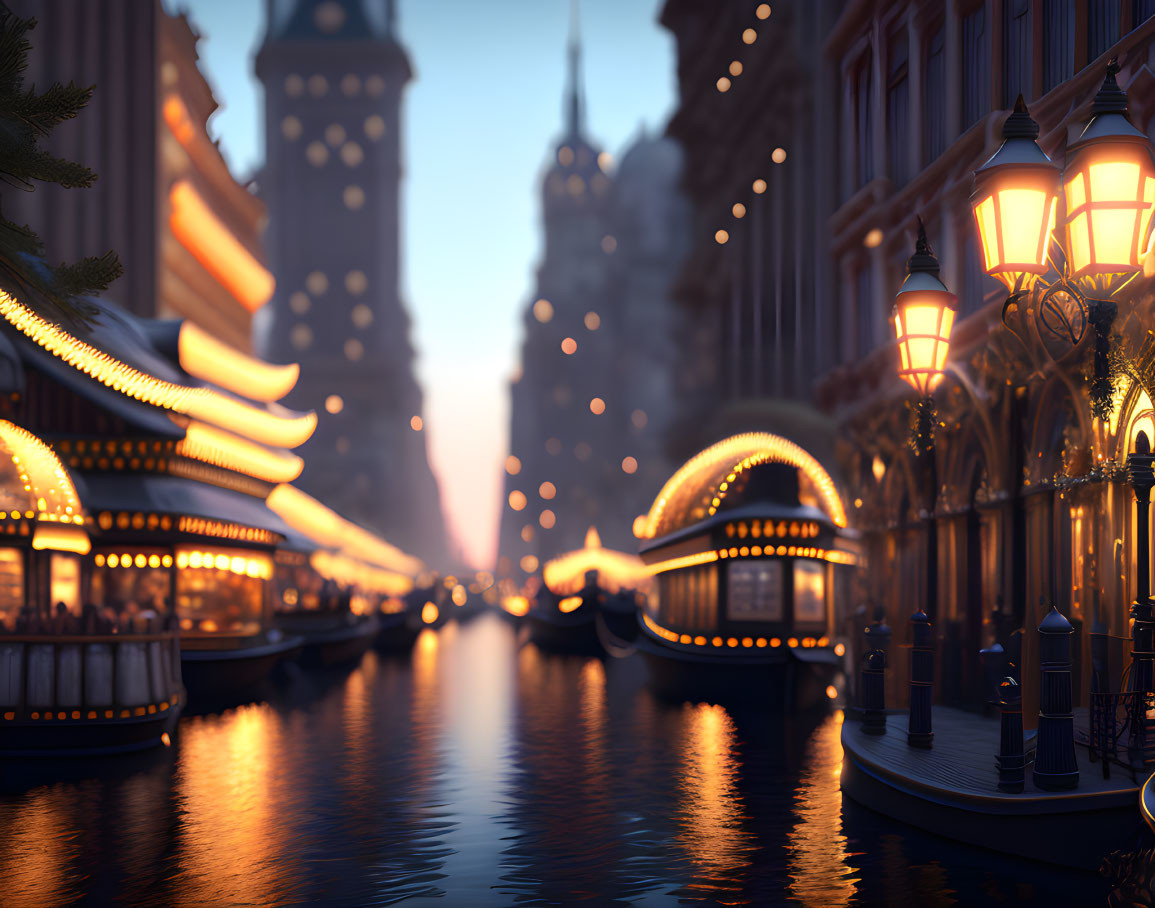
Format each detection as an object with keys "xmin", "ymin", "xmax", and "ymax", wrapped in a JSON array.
[
  {"xmin": 177, "ymin": 517, "xmax": 277, "ymax": 545},
  {"xmin": 646, "ymin": 550, "xmax": 719, "ymax": 576},
  {"xmin": 169, "ymin": 180, "xmax": 275, "ymax": 312},
  {"xmin": 175, "ymin": 546, "xmax": 272, "ymax": 579},
  {"xmin": 501, "ymin": 595, "xmax": 530, "ymax": 617},
  {"xmin": 0, "ymin": 291, "xmax": 315, "ymax": 448},
  {"xmin": 639, "ymin": 432, "xmax": 847, "ymax": 537},
  {"xmin": 32, "ymin": 524, "xmax": 90, "ymax": 555},
  {"xmin": 177, "ymin": 321, "xmax": 299, "ymax": 402},
  {"xmin": 542, "ymin": 525, "xmax": 650, "ymax": 594},
  {"xmin": 643, "ymin": 614, "xmax": 802, "ymax": 651},
  {"xmin": 0, "ymin": 421, "xmax": 85, "ymax": 525},
  {"xmin": 310, "ymin": 549, "xmax": 414, "ymax": 597},
  {"xmin": 176, "ymin": 419, "xmax": 304, "ymax": 483}
]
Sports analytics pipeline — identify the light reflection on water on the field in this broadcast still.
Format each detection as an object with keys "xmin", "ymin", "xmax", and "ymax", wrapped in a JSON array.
[{"xmin": 0, "ymin": 613, "xmax": 1110, "ymax": 904}]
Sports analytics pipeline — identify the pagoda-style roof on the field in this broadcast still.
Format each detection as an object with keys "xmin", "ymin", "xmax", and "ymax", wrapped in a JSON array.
[{"xmin": 542, "ymin": 526, "xmax": 649, "ymax": 595}]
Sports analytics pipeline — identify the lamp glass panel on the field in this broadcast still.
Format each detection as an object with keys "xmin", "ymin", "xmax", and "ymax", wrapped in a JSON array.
[
  {"xmin": 975, "ymin": 196, "xmax": 1000, "ymax": 268},
  {"xmin": 928, "ymin": 372, "xmax": 945, "ymax": 392},
  {"xmin": 997, "ymin": 188, "xmax": 1047, "ymax": 265},
  {"xmin": 903, "ymin": 303, "xmax": 944, "ymax": 336},
  {"xmin": 1090, "ymin": 207, "xmax": 1140, "ymax": 266},
  {"xmin": 1065, "ymin": 172, "xmax": 1086, "ymax": 211},
  {"xmin": 1068, "ymin": 211, "xmax": 1092, "ymax": 272},
  {"xmin": 907, "ymin": 337, "xmax": 937, "ymax": 372},
  {"xmin": 1088, "ymin": 161, "xmax": 1141, "ymax": 202}
]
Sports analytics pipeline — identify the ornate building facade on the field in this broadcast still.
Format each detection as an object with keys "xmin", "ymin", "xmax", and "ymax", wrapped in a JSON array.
[
  {"xmin": 6, "ymin": 1, "xmax": 273, "ymax": 352},
  {"xmin": 256, "ymin": 0, "xmax": 447, "ymax": 563}
]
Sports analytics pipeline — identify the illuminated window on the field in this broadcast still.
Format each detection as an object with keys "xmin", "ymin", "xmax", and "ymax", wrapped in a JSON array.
[
  {"xmin": 291, "ymin": 324, "xmax": 313, "ymax": 350},
  {"xmin": 0, "ymin": 548, "xmax": 23, "ymax": 630},
  {"xmin": 410, "ymin": 415, "xmax": 423, "ymax": 431},
  {"xmin": 281, "ymin": 116, "xmax": 302, "ymax": 141},
  {"xmin": 344, "ymin": 185, "xmax": 365, "ymax": 210},
  {"xmin": 344, "ymin": 338, "xmax": 364, "ymax": 361},
  {"xmin": 561, "ymin": 337, "xmax": 577, "ymax": 355},
  {"xmin": 325, "ymin": 123, "xmax": 346, "ymax": 147},
  {"xmin": 728, "ymin": 560, "xmax": 781, "ymax": 621},
  {"xmin": 539, "ymin": 509, "xmax": 556, "ymax": 529},
  {"xmin": 533, "ymin": 299, "xmax": 554, "ymax": 322},
  {"xmin": 505, "ymin": 455, "xmax": 522, "ymax": 475},
  {"xmin": 285, "ymin": 74, "xmax": 304, "ymax": 97},
  {"xmin": 351, "ymin": 304, "xmax": 373, "ymax": 328},
  {"xmin": 341, "ymin": 142, "xmax": 364, "ymax": 167},
  {"xmin": 539, "ymin": 481, "xmax": 556, "ymax": 500},
  {"xmin": 341, "ymin": 74, "xmax": 361, "ymax": 96},
  {"xmin": 589, "ymin": 397, "xmax": 605, "ymax": 415},
  {"xmin": 176, "ymin": 546, "xmax": 269, "ymax": 637},
  {"xmin": 345, "ymin": 270, "xmax": 368, "ymax": 295},
  {"xmin": 307, "ymin": 74, "xmax": 328, "ymax": 97},
  {"xmin": 622, "ymin": 456, "xmax": 638, "ymax": 474},
  {"xmin": 90, "ymin": 549, "xmax": 170, "ymax": 619},
  {"xmin": 601, "ymin": 235, "xmax": 617, "ymax": 254},
  {"xmin": 306, "ymin": 271, "xmax": 328, "ymax": 295},
  {"xmin": 584, "ymin": 312, "xmax": 600, "ymax": 331},
  {"xmin": 794, "ymin": 560, "xmax": 826, "ymax": 626},
  {"xmin": 364, "ymin": 115, "xmax": 386, "ymax": 140},
  {"xmin": 289, "ymin": 291, "xmax": 310, "ymax": 314},
  {"xmin": 325, "ymin": 394, "xmax": 344, "ymax": 415},
  {"xmin": 306, "ymin": 141, "xmax": 329, "ymax": 166}
]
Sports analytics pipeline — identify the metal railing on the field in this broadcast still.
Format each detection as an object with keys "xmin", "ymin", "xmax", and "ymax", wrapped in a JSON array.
[{"xmin": 1086, "ymin": 688, "xmax": 1155, "ymax": 781}]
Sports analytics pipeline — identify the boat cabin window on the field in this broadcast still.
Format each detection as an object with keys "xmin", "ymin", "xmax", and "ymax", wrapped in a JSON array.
[
  {"xmin": 49, "ymin": 554, "xmax": 81, "ymax": 614},
  {"xmin": 175, "ymin": 547, "xmax": 269, "ymax": 637},
  {"xmin": 727, "ymin": 560, "xmax": 783, "ymax": 622},
  {"xmin": 89, "ymin": 549, "xmax": 172, "ymax": 622},
  {"xmin": 657, "ymin": 564, "xmax": 718, "ymax": 630},
  {"xmin": 793, "ymin": 560, "xmax": 826, "ymax": 626},
  {"xmin": 0, "ymin": 547, "xmax": 23, "ymax": 630}
]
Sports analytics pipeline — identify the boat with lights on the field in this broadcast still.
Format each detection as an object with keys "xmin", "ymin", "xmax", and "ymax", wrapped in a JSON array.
[
  {"xmin": 634, "ymin": 433, "xmax": 855, "ymax": 708},
  {"xmin": 528, "ymin": 527, "xmax": 651, "ymax": 655},
  {"xmin": 267, "ymin": 483, "xmax": 424, "ymax": 666}
]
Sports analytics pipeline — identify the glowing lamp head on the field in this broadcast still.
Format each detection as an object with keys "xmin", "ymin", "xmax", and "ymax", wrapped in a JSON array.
[
  {"xmin": 1062, "ymin": 61, "xmax": 1155, "ymax": 292},
  {"xmin": 971, "ymin": 95, "xmax": 1060, "ymax": 293},
  {"xmin": 894, "ymin": 220, "xmax": 957, "ymax": 397}
]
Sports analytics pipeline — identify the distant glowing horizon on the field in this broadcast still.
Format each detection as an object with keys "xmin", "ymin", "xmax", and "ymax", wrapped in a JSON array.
[{"xmin": 175, "ymin": 0, "xmax": 676, "ymax": 568}]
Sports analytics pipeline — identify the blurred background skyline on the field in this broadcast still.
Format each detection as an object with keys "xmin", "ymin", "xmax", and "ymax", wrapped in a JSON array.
[{"xmin": 171, "ymin": 0, "xmax": 677, "ymax": 567}]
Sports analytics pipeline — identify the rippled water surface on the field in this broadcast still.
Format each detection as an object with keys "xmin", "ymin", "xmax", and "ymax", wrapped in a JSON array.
[{"xmin": 0, "ymin": 614, "xmax": 1112, "ymax": 905}]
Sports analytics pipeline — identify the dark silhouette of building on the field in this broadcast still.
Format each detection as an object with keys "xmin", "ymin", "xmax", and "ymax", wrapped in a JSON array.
[
  {"xmin": 497, "ymin": 11, "xmax": 689, "ymax": 584},
  {"xmin": 256, "ymin": 0, "xmax": 447, "ymax": 563}
]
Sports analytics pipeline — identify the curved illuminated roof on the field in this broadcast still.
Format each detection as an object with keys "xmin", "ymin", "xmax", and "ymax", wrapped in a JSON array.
[
  {"xmin": 177, "ymin": 321, "xmax": 299, "ymax": 402},
  {"xmin": 638, "ymin": 432, "xmax": 847, "ymax": 540},
  {"xmin": 543, "ymin": 526, "xmax": 649, "ymax": 595},
  {"xmin": 0, "ymin": 421, "xmax": 85, "ymax": 525},
  {"xmin": 0, "ymin": 290, "xmax": 316, "ymax": 448}
]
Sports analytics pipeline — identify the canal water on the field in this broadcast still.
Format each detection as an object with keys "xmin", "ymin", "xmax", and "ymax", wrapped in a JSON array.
[{"xmin": 0, "ymin": 613, "xmax": 1116, "ymax": 905}]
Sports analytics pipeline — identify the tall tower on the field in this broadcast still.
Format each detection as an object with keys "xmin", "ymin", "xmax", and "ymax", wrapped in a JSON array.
[
  {"xmin": 497, "ymin": 2, "xmax": 616, "ymax": 582},
  {"xmin": 257, "ymin": 0, "xmax": 447, "ymax": 562}
]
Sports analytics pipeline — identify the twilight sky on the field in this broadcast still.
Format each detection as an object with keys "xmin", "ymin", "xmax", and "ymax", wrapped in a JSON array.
[{"xmin": 174, "ymin": 0, "xmax": 677, "ymax": 567}]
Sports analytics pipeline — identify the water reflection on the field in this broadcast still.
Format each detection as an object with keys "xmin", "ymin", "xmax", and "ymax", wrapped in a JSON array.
[
  {"xmin": 0, "ymin": 614, "xmax": 1115, "ymax": 904},
  {"xmin": 787, "ymin": 711, "xmax": 859, "ymax": 906}
]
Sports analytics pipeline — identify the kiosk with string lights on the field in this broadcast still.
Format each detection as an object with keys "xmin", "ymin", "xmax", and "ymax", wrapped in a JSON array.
[{"xmin": 633, "ymin": 433, "xmax": 855, "ymax": 708}]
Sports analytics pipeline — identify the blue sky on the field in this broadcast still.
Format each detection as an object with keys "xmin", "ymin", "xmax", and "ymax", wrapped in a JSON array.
[{"xmin": 175, "ymin": 0, "xmax": 677, "ymax": 565}]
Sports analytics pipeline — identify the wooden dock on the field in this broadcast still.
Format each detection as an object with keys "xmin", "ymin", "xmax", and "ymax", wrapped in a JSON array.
[{"xmin": 841, "ymin": 707, "xmax": 1148, "ymax": 868}]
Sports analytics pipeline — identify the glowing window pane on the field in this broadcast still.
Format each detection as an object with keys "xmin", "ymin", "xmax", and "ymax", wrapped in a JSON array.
[
  {"xmin": 997, "ymin": 188, "xmax": 1047, "ymax": 266},
  {"xmin": 1066, "ymin": 172, "xmax": 1086, "ymax": 211},
  {"xmin": 1090, "ymin": 208, "xmax": 1139, "ymax": 266},
  {"xmin": 1088, "ymin": 161, "xmax": 1140, "ymax": 202},
  {"xmin": 976, "ymin": 196, "xmax": 1000, "ymax": 268},
  {"xmin": 1068, "ymin": 212, "xmax": 1092, "ymax": 273},
  {"xmin": 902, "ymin": 304, "xmax": 943, "ymax": 337}
]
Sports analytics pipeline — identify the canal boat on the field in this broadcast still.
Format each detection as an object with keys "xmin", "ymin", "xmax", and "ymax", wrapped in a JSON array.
[
  {"xmin": 267, "ymin": 483, "xmax": 423, "ymax": 666},
  {"xmin": 536, "ymin": 527, "xmax": 651, "ymax": 651},
  {"xmin": 633, "ymin": 433, "xmax": 855, "ymax": 708}
]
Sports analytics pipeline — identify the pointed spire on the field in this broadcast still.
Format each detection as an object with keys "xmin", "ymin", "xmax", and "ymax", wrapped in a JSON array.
[
  {"xmin": 565, "ymin": 0, "xmax": 585, "ymax": 138},
  {"xmin": 1091, "ymin": 57, "xmax": 1128, "ymax": 116},
  {"xmin": 1002, "ymin": 93, "xmax": 1040, "ymax": 140},
  {"xmin": 907, "ymin": 216, "xmax": 942, "ymax": 277}
]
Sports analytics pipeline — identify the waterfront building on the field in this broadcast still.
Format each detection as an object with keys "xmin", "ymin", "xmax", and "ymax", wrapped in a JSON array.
[
  {"xmin": 256, "ymin": 0, "xmax": 448, "ymax": 564},
  {"xmin": 5, "ymin": 1, "xmax": 274, "ymax": 353},
  {"xmin": 498, "ymin": 17, "xmax": 690, "ymax": 586}
]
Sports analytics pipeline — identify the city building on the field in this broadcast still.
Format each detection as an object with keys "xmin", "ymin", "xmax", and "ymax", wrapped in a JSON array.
[
  {"xmin": 256, "ymin": 0, "xmax": 448, "ymax": 564},
  {"xmin": 6, "ymin": 1, "xmax": 274, "ymax": 352},
  {"xmin": 497, "ymin": 17, "xmax": 689, "ymax": 584}
]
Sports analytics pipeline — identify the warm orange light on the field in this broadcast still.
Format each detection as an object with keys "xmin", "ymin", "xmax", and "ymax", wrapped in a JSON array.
[
  {"xmin": 539, "ymin": 481, "xmax": 556, "ymax": 500},
  {"xmin": 825, "ymin": 685, "xmax": 838, "ymax": 700},
  {"xmin": 410, "ymin": 415, "xmax": 423, "ymax": 431},
  {"xmin": 502, "ymin": 595, "xmax": 530, "ymax": 617},
  {"xmin": 589, "ymin": 397, "xmax": 605, "ymax": 415},
  {"xmin": 325, "ymin": 395, "xmax": 344, "ymax": 414},
  {"xmin": 561, "ymin": 337, "xmax": 577, "ymax": 355},
  {"xmin": 559, "ymin": 595, "xmax": 582, "ymax": 613},
  {"xmin": 539, "ymin": 509, "xmax": 556, "ymax": 529},
  {"xmin": 422, "ymin": 602, "xmax": 439, "ymax": 624},
  {"xmin": 177, "ymin": 321, "xmax": 299, "ymax": 402},
  {"xmin": 0, "ymin": 421, "xmax": 85, "ymax": 526},
  {"xmin": 834, "ymin": 643, "xmax": 846, "ymax": 657},
  {"xmin": 508, "ymin": 490, "xmax": 527, "ymax": 511},
  {"xmin": 543, "ymin": 525, "xmax": 650, "ymax": 594},
  {"xmin": 176, "ymin": 419, "xmax": 304, "ymax": 483},
  {"xmin": 894, "ymin": 226, "xmax": 957, "ymax": 397},
  {"xmin": 715, "ymin": 229, "xmax": 729, "ymax": 245},
  {"xmin": 971, "ymin": 99, "xmax": 1060, "ymax": 293},
  {"xmin": 162, "ymin": 94, "xmax": 196, "ymax": 146},
  {"xmin": 505, "ymin": 455, "xmax": 522, "ymax": 475},
  {"xmin": 520, "ymin": 554, "xmax": 539, "ymax": 573},
  {"xmin": 32, "ymin": 524, "xmax": 90, "ymax": 555},
  {"xmin": 621, "ymin": 456, "xmax": 638, "ymax": 474},
  {"xmin": 1061, "ymin": 68, "xmax": 1155, "ymax": 291},
  {"xmin": 169, "ymin": 180, "xmax": 275, "ymax": 312},
  {"xmin": 452, "ymin": 584, "xmax": 467, "ymax": 606},
  {"xmin": 533, "ymin": 299, "xmax": 554, "ymax": 322}
]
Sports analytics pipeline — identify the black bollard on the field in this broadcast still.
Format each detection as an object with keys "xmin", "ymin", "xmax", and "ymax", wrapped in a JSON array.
[
  {"xmin": 1033, "ymin": 605, "xmax": 1079, "ymax": 791},
  {"xmin": 862, "ymin": 608, "xmax": 891, "ymax": 708},
  {"xmin": 908, "ymin": 609, "xmax": 934, "ymax": 748},
  {"xmin": 997, "ymin": 676, "xmax": 1024, "ymax": 793},
  {"xmin": 1128, "ymin": 431, "xmax": 1155, "ymax": 698},
  {"xmin": 862, "ymin": 649, "xmax": 887, "ymax": 735}
]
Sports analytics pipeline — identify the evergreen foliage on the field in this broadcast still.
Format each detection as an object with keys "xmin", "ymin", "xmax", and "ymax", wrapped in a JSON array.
[{"xmin": 0, "ymin": 2, "xmax": 121, "ymax": 319}]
